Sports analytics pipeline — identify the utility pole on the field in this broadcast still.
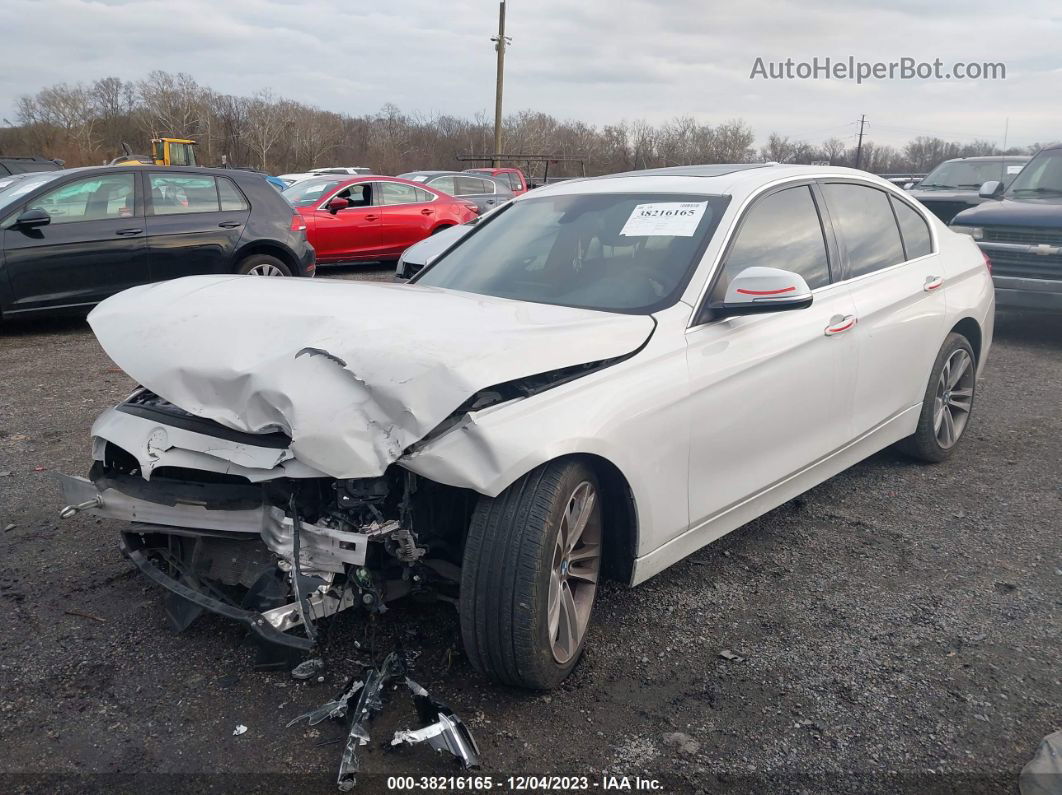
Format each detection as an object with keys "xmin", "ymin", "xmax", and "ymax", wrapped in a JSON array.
[
  {"xmin": 854, "ymin": 114, "xmax": 868, "ymax": 170},
  {"xmin": 491, "ymin": 1, "xmax": 510, "ymax": 167}
]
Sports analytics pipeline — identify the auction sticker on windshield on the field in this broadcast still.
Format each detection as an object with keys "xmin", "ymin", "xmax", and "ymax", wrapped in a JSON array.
[{"xmin": 620, "ymin": 201, "xmax": 708, "ymax": 237}]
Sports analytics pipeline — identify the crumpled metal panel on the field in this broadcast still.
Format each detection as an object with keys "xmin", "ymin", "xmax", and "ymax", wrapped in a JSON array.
[{"xmin": 89, "ymin": 275, "xmax": 654, "ymax": 480}]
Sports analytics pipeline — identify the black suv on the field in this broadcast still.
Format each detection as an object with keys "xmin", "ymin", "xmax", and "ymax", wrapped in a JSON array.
[
  {"xmin": 951, "ymin": 144, "xmax": 1062, "ymax": 311},
  {"xmin": 0, "ymin": 166, "xmax": 315, "ymax": 318},
  {"xmin": 907, "ymin": 155, "xmax": 1029, "ymax": 223}
]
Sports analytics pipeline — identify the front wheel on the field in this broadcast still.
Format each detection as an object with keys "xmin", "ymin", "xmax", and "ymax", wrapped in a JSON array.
[
  {"xmin": 898, "ymin": 332, "xmax": 977, "ymax": 462},
  {"xmin": 459, "ymin": 459, "xmax": 603, "ymax": 690}
]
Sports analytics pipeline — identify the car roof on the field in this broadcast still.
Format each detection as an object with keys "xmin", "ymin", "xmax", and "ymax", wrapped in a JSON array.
[
  {"xmin": 525, "ymin": 163, "xmax": 902, "ymax": 200},
  {"xmin": 24, "ymin": 164, "xmax": 261, "ymax": 178},
  {"xmin": 401, "ymin": 170, "xmax": 460, "ymax": 177},
  {"xmin": 939, "ymin": 155, "xmax": 1030, "ymax": 163}
]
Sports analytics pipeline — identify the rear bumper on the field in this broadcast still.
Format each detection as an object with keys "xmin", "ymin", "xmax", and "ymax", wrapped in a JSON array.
[{"xmin": 992, "ymin": 275, "xmax": 1062, "ymax": 311}]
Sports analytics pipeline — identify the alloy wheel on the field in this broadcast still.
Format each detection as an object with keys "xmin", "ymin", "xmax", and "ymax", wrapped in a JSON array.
[
  {"xmin": 933, "ymin": 349, "xmax": 974, "ymax": 449},
  {"xmin": 547, "ymin": 480, "xmax": 602, "ymax": 664},
  {"xmin": 246, "ymin": 263, "xmax": 286, "ymax": 276}
]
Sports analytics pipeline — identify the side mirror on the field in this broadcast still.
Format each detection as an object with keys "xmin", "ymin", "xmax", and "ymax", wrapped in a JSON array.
[
  {"xmin": 327, "ymin": 197, "xmax": 350, "ymax": 213},
  {"xmin": 708, "ymin": 266, "xmax": 813, "ymax": 319},
  {"xmin": 15, "ymin": 208, "xmax": 51, "ymax": 229},
  {"xmin": 978, "ymin": 180, "xmax": 1003, "ymax": 199},
  {"xmin": 903, "ymin": 181, "xmax": 915, "ymax": 190}
]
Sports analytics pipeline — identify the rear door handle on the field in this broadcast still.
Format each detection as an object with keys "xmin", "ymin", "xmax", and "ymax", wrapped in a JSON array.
[
  {"xmin": 924, "ymin": 275, "xmax": 944, "ymax": 291},
  {"xmin": 218, "ymin": 220, "xmax": 242, "ymax": 229},
  {"xmin": 825, "ymin": 314, "xmax": 858, "ymax": 336},
  {"xmin": 115, "ymin": 228, "xmax": 143, "ymax": 236},
  {"xmin": 420, "ymin": 208, "xmax": 433, "ymax": 215}
]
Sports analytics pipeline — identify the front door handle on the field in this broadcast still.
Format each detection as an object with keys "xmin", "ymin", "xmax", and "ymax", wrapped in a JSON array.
[
  {"xmin": 364, "ymin": 214, "xmax": 379, "ymax": 221},
  {"xmin": 825, "ymin": 314, "xmax": 858, "ymax": 336},
  {"xmin": 924, "ymin": 275, "xmax": 944, "ymax": 291},
  {"xmin": 218, "ymin": 220, "xmax": 242, "ymax": 229},
  {"xmin": 115, "ymin": 228, "xmax": 143, "ymax": 236}
]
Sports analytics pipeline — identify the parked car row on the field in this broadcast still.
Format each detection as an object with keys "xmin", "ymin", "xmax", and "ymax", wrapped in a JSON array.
[{"xmin": 0, "ymin": 165, "xmax": 315, "ymax": 318}]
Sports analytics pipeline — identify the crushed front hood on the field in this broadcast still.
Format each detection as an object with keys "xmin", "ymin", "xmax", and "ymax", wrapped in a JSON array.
[{"xmin": 89, "ymin": 275, "xmax": 654, "ymax": 479}]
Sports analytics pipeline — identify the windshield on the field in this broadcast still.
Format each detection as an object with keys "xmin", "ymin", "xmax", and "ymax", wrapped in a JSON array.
[
  {"xmin": 0, "ymin": 171, "xmax": 63, "ymax": 215},
  {"xmin": 1006, "ymin": 149, "xmax": 1062, "ymax": 197},
  {"xmin": 282, "ymin": 177, "xmax": 344, "ymax": 207},
  {"xmin": 415, "ymin": 192, "xmax": 726, "ymax": 313},
  {"xmin": 397, "ymin": 173, "xmax": 431, "ymax": 182},
  {"xmin": 920, "ymin": 159, "xmax": 1025, "ymax": 190}
]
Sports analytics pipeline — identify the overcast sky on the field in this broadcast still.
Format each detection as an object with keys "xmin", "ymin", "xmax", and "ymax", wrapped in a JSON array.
[{"xmin": 2, "ymin": 0, "xmax": 1060, "ymax": 150}]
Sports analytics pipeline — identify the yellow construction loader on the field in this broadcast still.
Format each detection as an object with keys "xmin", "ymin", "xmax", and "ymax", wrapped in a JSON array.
[{"xmin": 109, "ymin": 137, "xmax": 197, "ymax": 167}]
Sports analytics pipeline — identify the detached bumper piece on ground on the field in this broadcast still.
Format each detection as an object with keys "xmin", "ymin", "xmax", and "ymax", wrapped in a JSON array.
[{"xmin": 287, "ymin": 652, "xmax": 480, "ymax": 791}]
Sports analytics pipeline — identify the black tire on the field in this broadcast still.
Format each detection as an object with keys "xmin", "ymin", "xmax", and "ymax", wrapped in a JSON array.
[
  {"xmin": 460, "ymin": 458, "xmax": 603, "ymax": 690},
  {"xmin": 430, "ymin": 224, "xmax": 453, "ymax": 235},
  {"xmin": 898, "ymin": 332, "xmax": 977, "ymax": 463},
  {"xmin": 236, "ymin": 254, "xmax": 293, "ymax": 277}
]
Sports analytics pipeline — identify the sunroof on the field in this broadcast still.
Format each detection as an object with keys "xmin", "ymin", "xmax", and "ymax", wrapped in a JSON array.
[{"xmin": 601, "ymin": 164, "xmax": 769, "ymax": 179}]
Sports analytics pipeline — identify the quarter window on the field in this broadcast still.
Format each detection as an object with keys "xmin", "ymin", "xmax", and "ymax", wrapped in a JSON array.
[
  {"xmin": 890, "ymin": 196, "xmax": 932, "ymax": 259},
  {"xmin": 149, "ymin": 174, "xmax": 219, "ymax": 215},
  {"xmin": 506, "ymin": 173, "xmax": 522, "ymax": 191},
  {"xmin": 711, "ymin": 185, "xmax": 830, "ymax": 301},
  {"xmin": 218, "ymin": 178, "xmax": 249, "ymax": 212},
  {"xmin": 822, "ymin": 183, "xmax": 905, "ymax": 278},
  {"xmin": 29, "ymin": 173, "xmax": 135, "ymax": 224}
]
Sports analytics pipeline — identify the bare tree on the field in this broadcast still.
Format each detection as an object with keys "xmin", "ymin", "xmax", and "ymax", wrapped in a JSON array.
[{"xmin": 244, "ymin": 92, "xmax": 294, "ymax": 171}]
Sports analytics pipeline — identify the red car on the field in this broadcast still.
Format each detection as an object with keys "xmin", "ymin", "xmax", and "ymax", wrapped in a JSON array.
[{"xmin": 283, "ymin": 176, "xmax": 478, "ymax": 264}]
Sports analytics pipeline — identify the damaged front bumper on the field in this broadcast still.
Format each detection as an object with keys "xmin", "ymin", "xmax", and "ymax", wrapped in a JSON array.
[
  {"xmin": 57, "ymin": 450, "xmax": 435, "ymax": 658},
  {"xmin": 58, "ymin": 472, "xmax": 376, "ymax": 650}
]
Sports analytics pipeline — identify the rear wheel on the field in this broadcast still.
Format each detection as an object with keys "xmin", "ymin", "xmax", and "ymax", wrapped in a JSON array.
[
  {"xmin": 460, "ymin": 459, "xmax": 603, "ymax": 690},
  {"xmin": 237, "ymin": 254, "xmax": 292, "ymax": 277},
  {"xmin": 899, "ymin": 332, "xmax": 977, "ymax": 462}
]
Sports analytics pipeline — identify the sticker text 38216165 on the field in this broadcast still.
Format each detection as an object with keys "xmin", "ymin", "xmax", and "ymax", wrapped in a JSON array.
[{"xmin": 619, "ymin": 202, "xmax": 708, "ymax": 237}]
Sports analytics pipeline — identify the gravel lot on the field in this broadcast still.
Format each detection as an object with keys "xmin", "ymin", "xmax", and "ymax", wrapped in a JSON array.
[{"xmin": 1, "ymin": 266, "xmax": 1059, "ymax": 793}]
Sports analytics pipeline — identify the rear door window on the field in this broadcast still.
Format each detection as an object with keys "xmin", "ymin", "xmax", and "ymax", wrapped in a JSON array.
[
  {"xmin": 149, "ymin": 174, "xmax": 219, "ymax": 215},
  {"xmin": 378, "ymin": 182, "xmax": 428, "ymax": 205},
  {"xmin": 821, "ymin": 183, "xmax": 905, "ymax": 278},
  {"xmin": 507, "ymin": 172, "xmax": 522, "ymax": 191}
]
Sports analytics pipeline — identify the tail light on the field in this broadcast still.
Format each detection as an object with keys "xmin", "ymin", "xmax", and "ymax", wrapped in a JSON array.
[
  {"xmin": 460, "ymin": 201, "xmax": 480, "ymax": 215},
  {"xmin": 290, "ymin": 214, "xmax": 307, "ymax": 232},
  {"xmin": 981, "ymin": 250, "xmax": 992, "ymax": 273}
]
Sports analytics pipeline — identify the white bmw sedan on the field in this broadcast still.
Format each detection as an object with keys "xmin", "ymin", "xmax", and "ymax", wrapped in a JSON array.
[{"xmin": 60, "ymin": 164, "xmax": 993, "ymax": 689}]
